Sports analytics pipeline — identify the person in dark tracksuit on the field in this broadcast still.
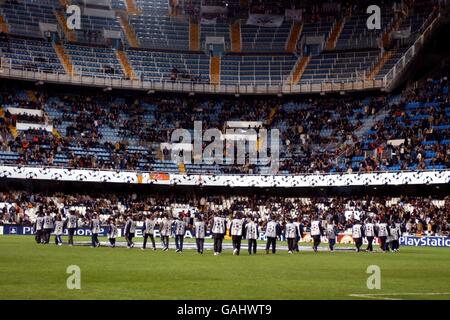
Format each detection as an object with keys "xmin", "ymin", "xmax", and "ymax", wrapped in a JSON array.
[
  {"xmin": 264, "ymin": 216, "xmax": 281, "ymax": 254},
  {"xmin": 285, "ymin": 218, "xmax": 298, "ymax": 254},
  {"xmin": 326, "ymin": 221, "xmax": 338, "ymax": 252},
  {"xmin": 142, "ymin": 214, "xmax": 156, "ymax": 250},
  {"xmin": 43, "ymin": 211, "xmax": 54, "ymax": 244},
  {"xmin": 89, "ymin": 214, "xmax": 101, "ymax": 248},
  {"xmin": 34, "ymin": 212, "xmax": 44, "ymax": 244},
  {"xmin": 54, "ymin": 214, "xmax": 64, "ymax": 246},
  {"xmin": 211, "ymin": 212, "xmax": 226, "ymax": 256},
  {"xmin": 174, "ymin": 214, "xmax": 186, "ymax": 253},
  {"xmin": 364, "ymin": 217, "xmax": 375, "ymax": 252},
  {"xmin": 66, "ymin": 211, "xmax": 78, "ymax": 246},
  {"xmin": 230, "ymin": 212, "xmax": 245, "ymax": 256},
  {"xmin": 376, "ymin": 219, "xmax": 390, "ymax": 252},
  {"xmin": 352, "ymin": 219, "xmax": 364, "ymax": 252},
  {"xmin": 124, "ymin": 215, "xmax": 137, "ymax": 248},
  {"xmin": 194, "ymin": 214, "xmax": 206, "ymax": 254},
  {"xmin": 245, "ymin": 217, "xmax": 259, "ymax": 255},
  {"xmin": 310, "ymin": 216, "xmax": 324, "ymax": 252},
  {"xmin": 107, "ymin": 218, "xmax": 118, "ymax": 248}
]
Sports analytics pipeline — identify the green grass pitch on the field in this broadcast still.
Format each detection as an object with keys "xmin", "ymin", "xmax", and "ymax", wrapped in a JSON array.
[{"xmin": 0, "ymin": 236, "xmax": 449, "ymax": 300}]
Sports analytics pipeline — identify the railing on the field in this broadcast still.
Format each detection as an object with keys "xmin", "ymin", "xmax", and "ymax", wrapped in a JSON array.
[
  {"xmin": 383, "ymin": 12, "xmax": 441, "ymax": 91},
  {"xmin": 0, "ymin": 65, "xmax": 386, "ymax": 95}
]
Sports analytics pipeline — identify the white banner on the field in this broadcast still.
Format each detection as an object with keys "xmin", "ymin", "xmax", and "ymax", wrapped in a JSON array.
[
  {"xmin": 246, "ymin": 14, "xmax": 284, "ymax": 28},
  {"xmin": 6, "ymin": 108, "xmax": 43, "ymax": 117},
  {"xmin": 16, "ymin": 123, "xmax": 53, "ymax": 132},
  {"xmin": 0, "ymin": 165, "xmax": 448, "ymax": 188}
]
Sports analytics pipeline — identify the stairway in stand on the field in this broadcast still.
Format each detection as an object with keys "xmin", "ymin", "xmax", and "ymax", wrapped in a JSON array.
[
  {"xmin": 230, "ymin": 21, "xmax": 241, "ymax": 52},
  {"xmin": 53, "ymin": 43, "xmax": 74, "ymax": 76},
  {"xmin": 287, "ymin": 56, "xmax": 310, "ymax": 85},
  {"xmin": 210, "ymin": 56, "xmax": 221, "ymax": 85},
  {"xmin": 189, "ymin": 18, "xmax": 200, "ymax": 51},
  {"xmin": 116, "ymin": 50, "xmax": 136, "ymax": 80},
  {"xmin": 285, "ymin": 22, "xmax": 302, "ymax": 53}
]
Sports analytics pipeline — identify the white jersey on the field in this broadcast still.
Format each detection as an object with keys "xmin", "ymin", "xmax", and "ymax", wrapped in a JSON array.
[
  {"xmin": 91, "ymin": 219, "xmax": 100, "ymax": 234},
  {"xmin": 212, "ymin": 216, "xmax": 226, "ymax": 234},
  {"xmin": 174, "ymin": 219, "xmax": 186, "ymax": 236},
  {"xmin": 194, "ymin": 221, "xmax": 206, "ymax": 239},
  {"xmin": 144, "ymin": 218, "xmax": 156, "ymax": 235},
  {"xmin": 365, "ymin": 223, "xmax": 375, "ymax": 237},
  {"xmin": 160, "ymin": 218, "xmax": 173, "ymax": 236},
  {"xmin": 310, "ymin": 220, "xmax": 321, "ymax": 236},
  {"xmin": 54, "ymin": 221, "xmax": 64, "ymax": 235},
  {"xmin": 390, "ymin": 226, "xmax": 400, "ymax": 240},
  {"xmin": 108, "ymin": 224, "xmax": 118, "ymax": 239},
  {"xmin": 285, "ymin": 223, "xmax": 297, "ymax": 239},
  {"xmin": 43, "ymin": 216, "xmax": 54, "ymax": 229},
  {"xmin": 35, "ymin": 216, "xmax": 44, "ymax": 231},
  {"xmin": 246, "ymin": 222, "xmax": 258, "ymax": 240},
  {"xmin": 67, "ymin": 214, "xmax": 78, "ymax": 229},
  {"xmin": 230, "ymin": 219, "xmax": 244, "ymax": 236},
  {"xmin": 326, "ymin": 224, "xmax": 337, "ymax": 239},
  {"xmin": 265, "ymin": 221, "xmax": 278, "ymax": 238},
  {"xmin": 377, "ymin": 223, "xmax": 389, "ymax": 237},
  {"xmin": 352, "ymin": 224, "xmax": 362, "ymax": 238}
]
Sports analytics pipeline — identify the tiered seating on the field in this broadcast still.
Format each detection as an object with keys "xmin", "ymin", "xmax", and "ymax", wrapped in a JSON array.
[
  {"xmin": 220, "ymin": 55, "xmax": 297, "ymax": 85},
  {"xmin": 64, "ymin": 44, "xmax": 124, "ymax": 78},
  {"xmin": 0, "ymin": 0, "xmax": 58, "ymax": 38},
  {"xmin": 335, "ymin": 12, "xmax": 394, "ymax": 50},
  {"xmin": 125, "ymin": 50, "xmax": 209, "ymax": 82},
  {"xmin": 130, "ymin": 0, "xmax": 188, "ymax": 49},
  {"xmin": 240, "ymin": 21, "xmax": 291, "ymax": 52},
  {"xmin": 0, "ymin": 37, "xmax": 64, "ymax": 73},
  {"xmin": 301, "ymin": 51, "xmax": 379, "ymax": 83},
  {"xmin": 75, "ymin": 14, "xmax": 122, "ymax": 44},
  {"xmin": 200, "ymin": 22, "xmax": 231, "ymax": 52}
]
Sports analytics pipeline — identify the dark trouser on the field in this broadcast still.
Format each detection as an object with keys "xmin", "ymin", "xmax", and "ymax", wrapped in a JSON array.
[
  {"xmin": 35, "ymin": 230, "xmax": 43, "ymax": 244},
  {"xmin": 248, "ymin": 239, "xmax": 257, "ymax": 254},
  {"xmin": 366, "ymin": 236, "xmax": 374, "ymax": 252},
  {"xmin": 55, "ymin": 235, "xmax": 62, "ymax": 245},
  {"xmin": 328, "ymin": 238, "xmax": 336, "ymax": 251},
  {"xmin": 68, "ymin": 228, "xmax": 75, "ymax": 245},
  {"xmin": 126, "ymin": 233, "xmax": 135, "ymax": 247},
  {"xmin": 161, "ymin": 235, "xmax": 169, "ymax": 249},
  {"xmin": 287, "ymin": 238, "xmax": 295, "ymax": 251},
  {"xmin": 109, "ymin": 238, "xmax": 116, "ymax": 246},
  {"xmin": 44, "ymin": 229, "xmax": 52, "ymax": 244},
  {"xmin": 213, "ymin": 233, "xmax": 223, "ymax": 253},
  {"xmin": 391, "ymin": 239, "xmax": 399, "ymax": 251},
  {"xmin": 143, "ymin": 234, "xmax": 155, "ymax": 249},
  {"xmin": 379, "ymin": 236, "xmax": 387, "ymax": 251},
  {"xmin": 175, "ymin": 235, "xmax": 184, "ymax": 251},
  {"xmin": 354, "ymin": 237, "xmax": 362, "ymax": 251},
  {"xmin": 91, "ymin": 233, "xmax": 99, "ymax": 247},
  {"xmin": 266, "ymin": 237, "xmax": 277, "ymax": 253},
  {"xmin": 232, "ymin": 235, "xmax": 242, "ymax": 254},
  {"xmin": 312, "ymin": 235, "xmax": 321, "ymax": 251},
  {"xmin": 196, "ymin": 238, "xmax": 204, "ymax": 253},
  {"xmin": 294, "ymin": 236, "xmax": 300, "ymax": 252}
]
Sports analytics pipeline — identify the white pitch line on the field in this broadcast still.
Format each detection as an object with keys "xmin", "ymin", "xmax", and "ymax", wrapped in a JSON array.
[{"xmin": 349, "ymin": 292, "xmax": 450, "ymax": 300}]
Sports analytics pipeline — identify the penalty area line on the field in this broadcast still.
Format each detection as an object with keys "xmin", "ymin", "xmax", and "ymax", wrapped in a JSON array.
[{"xmin": 349, "ymin": 292, "xmax": 450, "ymax": 300}]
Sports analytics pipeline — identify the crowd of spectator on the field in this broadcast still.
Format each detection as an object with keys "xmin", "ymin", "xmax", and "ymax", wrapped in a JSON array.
[
  {"xmin": 0, "ymin": 191, "xmax": 448, "ymax": 237},
  {"xmin": 0, "ymin": 75, "xmax": 449, "ymax": 174}
]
